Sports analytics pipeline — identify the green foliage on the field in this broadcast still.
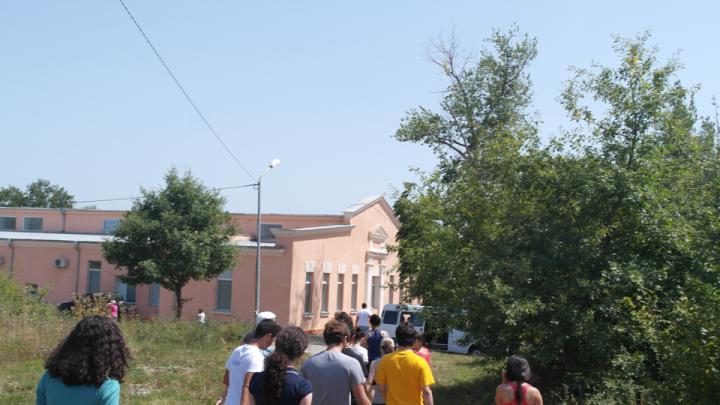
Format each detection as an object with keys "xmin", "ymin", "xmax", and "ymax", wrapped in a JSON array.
[
  {"xmin": 102, "ymin": 168, "xmax": 237, "ymax": 319},
  {"xmin": 395, "ymin": 30, "xmax": 720, "ymax": 403},
  {"xmin": 0, "ymin": 179, "xmax": 75, "ymax": 208}
]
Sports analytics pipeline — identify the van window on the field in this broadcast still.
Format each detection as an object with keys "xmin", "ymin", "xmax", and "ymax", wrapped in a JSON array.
[
  {"xmin": 410, "ymin": 312, "xmax": 424, "ymax": 327},
  {"xmin": 383, "ymin": 310, "xmax": 399, "ymax": 325}
]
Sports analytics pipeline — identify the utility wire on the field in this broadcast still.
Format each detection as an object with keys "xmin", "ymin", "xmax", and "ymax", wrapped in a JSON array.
[
  {"xmin": 117, "ymin": 0, "xmax": 257, "ymax": 182},
  {"xmin": 74, "ymin": 183, "xmax": 258, "ymax": 205}
]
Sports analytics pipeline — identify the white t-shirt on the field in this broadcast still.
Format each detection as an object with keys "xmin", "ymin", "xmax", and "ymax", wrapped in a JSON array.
[
  {"xmin": 348, "ymin": 344, "xmax": 369, "ymax": 365},
  {"xmin": 224, "ymin": 344, "xmax": 264, "ymax": 405},
  {"xmin": 357, "ymin": 308, "xmax": 372, "ymax": 327},
  {"xmin": 197, "ymin": 312, "xmax": 206, "ymax": 323}
]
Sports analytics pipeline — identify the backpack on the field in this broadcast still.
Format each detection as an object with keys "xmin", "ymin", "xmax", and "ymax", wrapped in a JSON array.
[{"xmin": 367, "ymin": 329, "xmax": 384, "ymax": 362}]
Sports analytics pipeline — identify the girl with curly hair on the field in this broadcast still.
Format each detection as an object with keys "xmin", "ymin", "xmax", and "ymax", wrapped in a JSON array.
[
  {"xmin": 36, "ymin": 316, "xmax": 130, "ymax": 405},
  {"xmin": 248, "ymin": 326, "xmax": 312, "ymax": 405}
]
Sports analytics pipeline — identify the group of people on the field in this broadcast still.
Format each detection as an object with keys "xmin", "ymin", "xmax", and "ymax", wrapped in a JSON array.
[
  {"xmin": 218, "ymin": 304, "xmax": 436, "ymax": 405},
  {"xmin": 35, "ymin": 305, "xmax": 543, "ymax": 405}
]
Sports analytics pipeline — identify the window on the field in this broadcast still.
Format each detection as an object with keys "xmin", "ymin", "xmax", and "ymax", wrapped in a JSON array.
[
  {"xmin": 0, "ymin": 217, "xmax": 16, "ymax": 230},
  {"xmin": 321, "ymin": 273, "xmax": 330, "ymax": 314},
  {"xmin": 336, "ymin": 273, "xmax": 344, "ymax": 311},
  {"xmin": 23, "ymin": 217, "xmax": 43, "ymax": 231},
  {"xmin": 150, "ymin": 283, "xmax": 160, "ymax": 306},
  {"xmin": 371, "ymin": 275, "xmax": 381, "ymax": 309},
  {"xmin": 383, "ymin": 310, "xmax": 399, "ymax": 325},
  {"xmin": 103, "ymin": 219, "xmax": 121, "ymax": 235},
  {"xmin": 115, "ymin": 277, "xmax": 136, "ymax": 303},
  {"xmin": 216, "ymin": 270, "xmax": 232, "ymax": 311},
  {"xmin": 351, "ymin": 274, "xmax": 358, "ymax": 312},
  {"xmin": 87, "ymin": 261, "xmax": 101, "ymax": 293},
  {"xmin": 259, "ymin": 224, "xmax": 282, "ymax": 242},
  {"xmin": 389, "ymin": 275, "xmax": 395, "ymax": 304},
  {"xmin": 304, "ymin": 272, "xmax": 313, "ymax": 314}
]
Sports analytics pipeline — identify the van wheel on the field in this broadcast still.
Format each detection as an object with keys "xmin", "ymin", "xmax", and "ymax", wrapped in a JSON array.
[{"xmin": 468, "ymin": 345, "xmax": 482, "ymax": 356}]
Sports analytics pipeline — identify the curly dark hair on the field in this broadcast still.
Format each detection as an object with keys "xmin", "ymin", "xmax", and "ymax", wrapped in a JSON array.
[
  {"xmin": 45, "ymin": 316, "xmax": 130, "ymax": 387},
  {"xmin": 263, "ymin": 326, "xmax": 307, "ymax": 402}
]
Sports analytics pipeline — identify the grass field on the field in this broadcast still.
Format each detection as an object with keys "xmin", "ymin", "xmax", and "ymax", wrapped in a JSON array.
[{"xmin": 0, "ymin": 317, "xmax": 500, "ymax": 404}]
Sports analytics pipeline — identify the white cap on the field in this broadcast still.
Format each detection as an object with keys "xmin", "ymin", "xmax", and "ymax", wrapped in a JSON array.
[{"xmin": 256, "ymin": 311, "xmax": 276, "ymax": 324}]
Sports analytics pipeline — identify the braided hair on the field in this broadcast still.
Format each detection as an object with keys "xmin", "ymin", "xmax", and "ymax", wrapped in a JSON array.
[
  {"xmin": 262, "ymin": 326, "xmax": 308, "ymax": 402},
  {"xmin": 505, "ymin": 355, "xmax": 531, "ymax": 404}
]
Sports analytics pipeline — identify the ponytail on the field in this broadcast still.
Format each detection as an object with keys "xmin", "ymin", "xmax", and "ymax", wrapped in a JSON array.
[
  {"xmin": 504, "ymin": 355, "xmax": 531, "ymax": 405},
  {"xmin": 263, "ymin": 351, "xmax": 290, "ymax": 402},
  {"xmin": 515, "ymin": 380, "xmax": 523, "ymax": 404}
]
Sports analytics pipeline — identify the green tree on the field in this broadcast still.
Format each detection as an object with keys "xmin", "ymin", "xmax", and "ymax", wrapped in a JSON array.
[
  {"xmin": 394, "ymin": 30, "xmax": 720, "ymax": 403},
  {"xmin": 102, "ymin": 169, "xmax": 237, "ymax": 319},
  {"xmin": 0, "ymin": 179, "xmax": 74, "ymax": 208}
]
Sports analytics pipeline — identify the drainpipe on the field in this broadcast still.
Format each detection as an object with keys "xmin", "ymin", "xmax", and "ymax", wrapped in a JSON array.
[
  {"xmin": 74, "ymin": 241, "xmax": 81, "ymax": 293},
  {"xmin": 8, "ymin": 239, "xmax": 14, "ymax": 273},
  {"xmin": 61, "ymin": 208, "xmax": 66, "ymax": 233}
]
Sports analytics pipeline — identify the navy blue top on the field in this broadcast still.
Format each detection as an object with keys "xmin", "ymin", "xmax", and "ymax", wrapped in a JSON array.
[{"xmin": 249, "ymin": 367, "xmax": 312, "ymax": 405}]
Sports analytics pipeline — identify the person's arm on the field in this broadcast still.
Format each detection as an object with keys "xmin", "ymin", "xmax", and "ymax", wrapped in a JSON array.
[
  {"xmin": 298, "ymin": 393, "xmax": 313, "ymax": 405},
  {"xmin": 366, "ymin": 360, "xmax": 377, "ymax": 399},
  {"xmin": 378, "ymin": 384, "xmax": 388, "ymax": 400},
  {"xmin": 216, "ymin": 369, "xmax": 230, "ymax": 405},
  {"xmin": 351, "ymin": 383, "xmax": 371, "ymax": 405},
  {"xmin": 529, "ymin": 386, "xmax": 544, "ymax": 405},
  {"xmin": 494, "ymin": 384, "xmax": 505, "ymax": 405},
  {"xmin": 240, "ymin": 372, "xmax": 255, "ymax": 405},
  {"xmin": 421, "ymin": 385, "xmax": 434, "ymax": 405},
  {"xmin": 249, "ymin": 394, "xmax": 257, "ymax": 405}
]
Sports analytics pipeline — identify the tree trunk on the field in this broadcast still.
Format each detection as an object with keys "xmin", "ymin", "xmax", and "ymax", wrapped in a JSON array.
[{"xmin": 174, "ymin": 286, "xmax": 183, "ymax": 319}]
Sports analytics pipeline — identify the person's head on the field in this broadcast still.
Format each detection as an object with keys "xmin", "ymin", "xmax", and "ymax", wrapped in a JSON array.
[
  {"xmin": 362, "ymin": 303, "xmax": 367, "ymax": 309},
  {"xmin": 262, "ymin": 327, "xmax": 308, "ymax": 402},
  {"xmin": 198, "ymin": 308, "xmax": 203, "ymax": 313},
  {"xmin": 369, "ymin": 314, "xmax": 381, "ymax": 328},
  {"xmin": 254, "ymin": 319, "xmax": 282, "ymax": 349},
  {"xmin": 380, "ymin": 337, "xmax": 395, "ymax": 355},
  {"xmin": 334, "ymin": 311, "xmax": 354, "ymax": 338},
  {"xmin": 323, "ymin": 319, "xmax": 350, "ymax": 347},
  {"xmin": 395, "ymin": 322, "xmax": 417, "ymax": 347},
  {"xmin": 412, "ymin": 333, "xmax": 426, "ymax": 350},
  {"xmin": 505, "ymin": 355, "xmax": 532, "ymax": 404},
  {"xmin": 45, "ymin": 316, "xmax": 130, "ymax": 387},
  {"xmin": 353, "ymin": 327, "xmax": 365, "ymax": 343}
]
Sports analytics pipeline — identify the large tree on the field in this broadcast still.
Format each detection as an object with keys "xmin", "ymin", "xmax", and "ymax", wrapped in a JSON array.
[
  {"xmin": 394, "ymin": 30, "xmax": 720, "ymax": 403},
  {"xmin": 102, "ymin": 169, "xmax": 237, "ymax": 319},
  {"xmin": 0, "ymin": 179, "xmax": 74, "ymax": 208}
]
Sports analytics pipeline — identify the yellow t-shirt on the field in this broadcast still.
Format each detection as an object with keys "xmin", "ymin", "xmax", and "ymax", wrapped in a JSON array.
[{"xmin": 375, "ymin": 349, "xmax": 435, "ymax": 405}]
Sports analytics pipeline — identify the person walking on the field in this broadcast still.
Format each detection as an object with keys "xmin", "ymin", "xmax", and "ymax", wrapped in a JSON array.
[
  {"xmin": 412, "ymin": 333, "xmax": 431, "ymax": 365},
  {"xmin": 355, "ymin": 303, "xmax": 372, "ymax": 335},
  {"xmin": 366, "ymin": 314, "xmax": 389, "ymax": 363},
  {"xmin": 375, "ymin": 322, "xmax": 435, "ymax": 405},
  {"xmin": 36, "ymin": 316, "xmax": 130, "ymax": 405},
  {"xmin": 197, "ymin": 308, "xmax": 207, "ymax": 324},
  {"xmin": 249, "ymin": 326, "xmax": 312, "ymax": 405},
  {"xmin": 108, "ymin": 300, "xmax": 119, "ymax": 321},
  {"xmin": 220, "ymin": 320, "xmax": 281, "ymax": 405},
  {"xmin": 494, "ymin": 355, "xmax": 543, "ymax": 405},
  {"xmin": 366, "ymin": 337, "xmax": 395, "ymax": 405},
  {"xmin": 300, "ymin": 320, "xmax": 371, "ymax": 405}
]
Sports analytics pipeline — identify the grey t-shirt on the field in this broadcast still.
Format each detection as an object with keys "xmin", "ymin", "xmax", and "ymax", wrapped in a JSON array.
[{"xmin": 300, "ymin": 350, "xmax": 366, "ymax": 405}]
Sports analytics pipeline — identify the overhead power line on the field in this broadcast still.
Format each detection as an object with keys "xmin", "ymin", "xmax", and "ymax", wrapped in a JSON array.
[
  {"xmin": 117, "ymin": 0, "xmax": 257, "ymax": 182},
  {"xmin": 74, "ymin": 183, "xmax": 257, "ymax": 205}
]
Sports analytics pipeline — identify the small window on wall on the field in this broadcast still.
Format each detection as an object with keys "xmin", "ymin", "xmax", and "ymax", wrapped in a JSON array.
[
  {"xmin": 150, "ymin": 283, "xmax": 160, "ymax": 306},
  {"xmin": 216, "ymin": 270, "xmax": 232, "ymax": 311},
  {"xmin": 87, "ymin": 261, "xmax": 101, "ymax": 294},
  {"xmin": 103, "ymin": 219, "xmax": 121, "ymax": 235},
  {"xmin": 389, "ymin": 275, "xmax": 395, "ymax": 304},
  {"xmin": 321, "ymin": 273, "xmax": 330, "ymax": 314},
  {"xmin": 23, "ymin": 217, "xmax": 43, "ymax": 232},
  {"xmin": 371, "ymin": 275, "xmax": 381, "ymax": 310},
  {"xmin": 304, "ymin": 272, "xmax": 313, "ymax": 315},
  {"xmin": 336, "ymin": 273, "xmax": 344, "ymax": 311},
  {"xmin": 115, "ymin": 278, "xmax": 136, "ymax": 303},
  {"xmin": 0, "ymin": 217, "xmax": 16, "ymax": 230},
  {"xmin": 351, "ymin": 274, "xmax": 358, "ymax": 312}
]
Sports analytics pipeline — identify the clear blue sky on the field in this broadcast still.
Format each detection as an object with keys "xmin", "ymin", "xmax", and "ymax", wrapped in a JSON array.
[{"xmin": 1, "ymin": 1, "xmax": 718, "ymax": 214}]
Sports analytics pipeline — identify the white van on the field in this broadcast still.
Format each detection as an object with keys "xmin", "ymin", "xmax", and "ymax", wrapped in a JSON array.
[{"xmin": 379, "ymin": 304, "xmax": 426, "ymax": 338}]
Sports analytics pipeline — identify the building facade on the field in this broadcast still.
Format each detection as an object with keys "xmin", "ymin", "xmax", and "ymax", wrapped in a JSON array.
[{"xmin": 0, "ymin": 196, "xmax": 401, "ymax": 331}]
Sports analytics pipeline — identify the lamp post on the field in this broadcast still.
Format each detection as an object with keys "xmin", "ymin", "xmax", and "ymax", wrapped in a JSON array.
[{"xmin": 255, "ymin": 158, "xmax": 280, "ymax": 316}]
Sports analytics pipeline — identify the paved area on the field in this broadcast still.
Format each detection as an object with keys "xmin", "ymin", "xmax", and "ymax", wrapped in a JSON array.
[{"xmin": 306, "ymin": 333, "xmax": 326, "ymax": 355}]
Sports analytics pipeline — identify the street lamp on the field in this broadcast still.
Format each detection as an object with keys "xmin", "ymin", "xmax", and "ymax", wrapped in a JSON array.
[{"xmin": 255, "ymin": 158, "xmax": 280, "ymax": 315}]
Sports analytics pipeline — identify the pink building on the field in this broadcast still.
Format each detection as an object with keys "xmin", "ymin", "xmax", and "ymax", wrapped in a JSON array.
[{"xmin": 0, "ymin": 196, "xmax": 401, "ymax": 332}]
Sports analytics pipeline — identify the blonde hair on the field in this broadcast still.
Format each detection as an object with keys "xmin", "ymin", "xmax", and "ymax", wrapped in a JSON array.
[{"xmin": 380, "ymin": 337, "xmax": 395, "ymax": 355}]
